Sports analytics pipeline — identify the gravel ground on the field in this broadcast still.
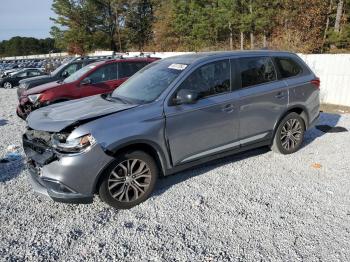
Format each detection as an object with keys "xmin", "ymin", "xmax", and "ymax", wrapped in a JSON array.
[{"xmin": 0, "ymin": 88, "xmax": 350, "ymax": 261}]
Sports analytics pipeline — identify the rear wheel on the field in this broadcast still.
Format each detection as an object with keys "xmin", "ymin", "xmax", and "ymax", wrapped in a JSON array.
[
  {"xmin": 271, "ymin": 112, "xmax": 305, "ymax": 154},
  {"xmin": 3, "ymin": 82, "xmax": 12, "ymax": 89},
  {"xmin": 99, "ymin": 151, "xmax": 158, "ymax": 209}
]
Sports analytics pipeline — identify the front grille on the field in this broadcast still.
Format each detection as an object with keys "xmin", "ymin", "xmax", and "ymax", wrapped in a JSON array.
[{"xmin": 23, "ymin": 131, "xmax": 57, "ymax": 166}]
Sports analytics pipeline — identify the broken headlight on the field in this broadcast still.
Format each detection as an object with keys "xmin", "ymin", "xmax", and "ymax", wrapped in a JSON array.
[{"xmin": 52, "ymin": 133, "xmax": 96, "ymax": 154}]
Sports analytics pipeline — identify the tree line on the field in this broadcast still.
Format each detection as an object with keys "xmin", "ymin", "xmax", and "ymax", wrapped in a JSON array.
[
  {"xmin": 0, "ymin": 37, "xmax": 59, "ymax": 57},
  {"xmin": 51, "ymin": 0, "xmax": 350, "ymax": 54},
  {"xmin": 2, "ymin": 0, "xmax": 349, "ymax": 57}
]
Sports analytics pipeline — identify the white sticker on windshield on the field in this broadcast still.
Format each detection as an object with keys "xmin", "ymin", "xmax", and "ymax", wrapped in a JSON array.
[{"xmin": 168, "ymin": 63, "xmax": 188, "ymax": 70}]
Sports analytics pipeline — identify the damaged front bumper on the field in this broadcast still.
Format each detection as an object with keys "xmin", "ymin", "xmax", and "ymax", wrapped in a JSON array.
[
  {"xmin": 17, "ymin": 97, "xmax": 36, "ymax": 120},
  {"xmin": 23, "ymin": 130, "xmax": 114, "ymax": 204}
]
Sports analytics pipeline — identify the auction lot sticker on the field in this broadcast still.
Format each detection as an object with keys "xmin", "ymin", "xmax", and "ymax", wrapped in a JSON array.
[{"xmin": 168, "ymin": 64, "xmax": 188, "ymax": 70}]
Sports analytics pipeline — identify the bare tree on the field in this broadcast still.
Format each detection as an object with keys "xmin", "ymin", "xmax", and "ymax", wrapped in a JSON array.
[{"xmin": 334, "ymin": 0, "xmax": 344, "ymax": 32}]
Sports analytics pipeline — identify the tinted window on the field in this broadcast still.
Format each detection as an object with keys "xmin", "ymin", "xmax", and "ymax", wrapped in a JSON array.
[
  {"xmin": 240, "ymin": 57, "xmax": 276, "ymax": 88},
  {"xmin": 87, "ymin": 63, "xmax": 118, "ymax": 84},
  {"xmin": 275, "ymin": 57, "xmax": 302, "ymax": 78},
  {"xmin": 28, "ymin": 70, "xmax": 41, "ymax": 76},
  {"xmin": 118, "ymin": 62, "xmax": 150, "ymax": 78},
  {"xmin": 16, "ymin": 72, "xmax": 27, "ymax": 77},
  {"xmin": 177, "ymin": 60, "xmax": 231, "ymax": 99}
]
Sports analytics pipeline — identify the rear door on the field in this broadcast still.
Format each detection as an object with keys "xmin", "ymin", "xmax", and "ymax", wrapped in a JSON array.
[
  {"xmin": 236, "ymin": 56, "xmax": 288, "ymax": 145},
  {"xmin": 79, "ymin": 63, "xmax": 119, "ymax": 97}
]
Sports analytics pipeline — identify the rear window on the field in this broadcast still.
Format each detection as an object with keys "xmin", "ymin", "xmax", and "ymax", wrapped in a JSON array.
[
  {"xmin": 239, "ymin": 57, "xmax": 277, "ymax": 88},
  {"xmin": 274, "ymin": 57, "xmax": 302, "ymax": 78}
]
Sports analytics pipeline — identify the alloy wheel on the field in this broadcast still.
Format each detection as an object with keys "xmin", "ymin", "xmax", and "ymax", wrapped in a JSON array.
[
  {"xmin": 4, "ymin": 82, "xmax": 12, "ymax": 89},
  {"xmin": 108, "ymin": 159, "xmax": 152, "ymax": 202},
  {"xmin": 280, "ymin": 118, "xmax": 303, "ymax": 151}
]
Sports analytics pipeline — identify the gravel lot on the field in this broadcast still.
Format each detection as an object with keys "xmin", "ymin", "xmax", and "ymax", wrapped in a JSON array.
[{"xmin": 0, "ymin": 88, "xmax": 349, "ymax": 261}]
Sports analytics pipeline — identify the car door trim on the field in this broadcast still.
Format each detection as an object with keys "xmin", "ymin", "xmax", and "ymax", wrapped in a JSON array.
[{"xmin": 180, "ymin": 132, "xmax": 269, "ymax": 163}]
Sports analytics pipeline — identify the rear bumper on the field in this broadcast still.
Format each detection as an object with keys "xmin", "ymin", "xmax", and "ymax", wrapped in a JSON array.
[{"xmin": 308, "ymin": 111, "xmax": 320, "ymax": 129}]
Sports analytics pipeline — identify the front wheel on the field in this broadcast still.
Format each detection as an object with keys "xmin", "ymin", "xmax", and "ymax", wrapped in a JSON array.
[
  {"xmin": 3, "ymin": 82, "xmax": 13, "ymax": 89},
  {"xmin": 271, "ymin": 112, "xmax": 305, "ymax": 154},
  {"xmin": 99, "ymin": 151, "xmax": 158, "ymax": 209}
]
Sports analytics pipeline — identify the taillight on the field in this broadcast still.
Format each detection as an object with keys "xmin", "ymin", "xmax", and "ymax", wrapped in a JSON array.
[{"xmin": 310, "ymin": 77, "xmax": 320, "ymax": 89}]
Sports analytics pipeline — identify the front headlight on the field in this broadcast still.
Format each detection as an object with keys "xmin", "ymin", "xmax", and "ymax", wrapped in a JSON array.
[
  {"xmin": 52, "ymin": 134, "xmax": 96, "ymax": 154},
  {"xmin": 28, "ymin": 94, "xmax": 41, "ymax": 103}
]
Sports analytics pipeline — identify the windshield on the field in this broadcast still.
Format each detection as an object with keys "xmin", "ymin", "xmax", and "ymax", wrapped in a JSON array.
[
  {"xmin": 50, "ymin": 62, "xmax": 68, "ymax": 76},
  {"xmin": 63, "ymin": 63, "xmax": 98, "ymax": 83},
  {"xmin": 112, "ymin": 60, "xmax": 186, "ymax": 103}
]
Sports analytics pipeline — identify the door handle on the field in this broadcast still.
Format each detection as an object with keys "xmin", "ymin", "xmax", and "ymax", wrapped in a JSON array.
[
  {"xmin": 222, "ymin": 104, "xmax": 235, "ymax": 113},
  {"xmin": 275, "ymin": 92, "xmax": 286, "ymax": 99}
]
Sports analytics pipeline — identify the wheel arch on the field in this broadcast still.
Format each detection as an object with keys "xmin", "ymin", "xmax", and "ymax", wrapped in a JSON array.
[
  {"xmin": 3, "ymin": 80, "xmax": 13, "ymax": 88},
  {"xmin": 273, "ymin": 105, "xmax": 309, "ymax": 138},
  {"xmin": 93, "ymin": 140, "xmax": 168, "ymax": 193}
]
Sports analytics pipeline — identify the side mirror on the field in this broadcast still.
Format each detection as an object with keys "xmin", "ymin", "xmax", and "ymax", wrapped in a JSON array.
[
  {"xmin": 80, "ymin": 78, "xmax": 92, "ymax": 86},
  {"xmin": 174, "ymin": 89, "xmax": 199, "ymax": 105},
  {"xmin": 61, "ymin": 71, "xmax": 69, "ymax": 78}
]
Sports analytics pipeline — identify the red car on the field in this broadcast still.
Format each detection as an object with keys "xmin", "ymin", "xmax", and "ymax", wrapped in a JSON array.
[{"xmin": 17, "ymin": 57, "xmax": 159, "ymax": 119}]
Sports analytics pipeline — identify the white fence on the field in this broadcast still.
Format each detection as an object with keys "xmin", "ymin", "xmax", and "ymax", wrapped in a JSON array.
[
  {"xmin": 298, "ymin": 54, "xmax": 350, "ymax": 107},
  {"xmin": 1, "ymin": 52, "xmax": 69, "ymax": 60},
  {"xmin": 1, "ymin": 51, "xmax": 350, "ymax": 106}
]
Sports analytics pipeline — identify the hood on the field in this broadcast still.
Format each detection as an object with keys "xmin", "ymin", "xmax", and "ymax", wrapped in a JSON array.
[
  {"xmin": 27, "ymin": 95, "xmax": 138, "ymax": 132},
  {"xmin": 25, "ymin": 81, "xmax": 63, "ymax": 95}
]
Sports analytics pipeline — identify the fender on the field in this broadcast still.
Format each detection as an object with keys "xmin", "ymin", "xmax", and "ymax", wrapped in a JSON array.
[
  {"xmin": 273, "ymin": 104, "xmax": 310, "ymax": 133},
  {"xmin": 105, "ymin": 139, "xmax": 171, "ymax": 174}
]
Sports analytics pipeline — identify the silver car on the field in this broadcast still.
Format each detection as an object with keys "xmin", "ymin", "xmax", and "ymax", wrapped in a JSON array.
[{"xmin": 23, "ymin": 51, "xmax": 320, "ymax": 209}]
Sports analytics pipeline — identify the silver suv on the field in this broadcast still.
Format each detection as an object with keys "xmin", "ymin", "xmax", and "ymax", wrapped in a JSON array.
[{"xmin": 23, "ymin": 51, "xmax": 320, "ymax": 209}]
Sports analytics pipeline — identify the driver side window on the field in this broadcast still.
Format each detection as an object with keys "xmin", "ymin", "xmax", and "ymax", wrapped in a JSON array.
[{"xmin": 177, "ymin": 60, "xmax": 231, "ymax": 100}]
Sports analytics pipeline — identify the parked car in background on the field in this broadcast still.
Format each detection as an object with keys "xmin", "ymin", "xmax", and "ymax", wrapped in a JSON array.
[
  {"xmin": 0, "ymin": 68, "xmax": 21, "ymax": 78},
  {"xmin": 17, "ymin": 57, "xmax": 159, "ymax": 119},
  {"xmin": 17, "ymin": 57, "xmax": 99, "ymax": 97},
  {"xmin": 0, "ymin": 68, "xmax": 46, "ymax": 89},
  {"xmin": 22, "ymin": 51, "xmax": 320, "ymax": 209}
]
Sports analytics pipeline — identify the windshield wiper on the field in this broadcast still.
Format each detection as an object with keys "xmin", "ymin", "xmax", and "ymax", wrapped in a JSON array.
[
  {"xmin": 102, "ymin": 94, "xmax": 129, "ymax": 104},
  {"xmin": 112, "ymin": 96, "xmax": 130, "ymax": 104}
]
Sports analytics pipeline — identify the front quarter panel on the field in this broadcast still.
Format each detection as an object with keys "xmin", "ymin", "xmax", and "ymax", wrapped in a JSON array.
[{"xmin": 69, "ymin": 101, "xmax": 171, "ymax": 169}]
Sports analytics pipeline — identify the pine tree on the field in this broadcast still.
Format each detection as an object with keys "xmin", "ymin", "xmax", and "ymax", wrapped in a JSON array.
[{"xmin": 126, "ymin": 0, "xmax": 155, "ymax": 51}]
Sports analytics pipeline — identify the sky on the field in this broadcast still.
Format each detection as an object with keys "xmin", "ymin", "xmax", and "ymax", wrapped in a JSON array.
[{"xmin": 0, "ymin": 0, "xmax": 55, "ymax": 41}]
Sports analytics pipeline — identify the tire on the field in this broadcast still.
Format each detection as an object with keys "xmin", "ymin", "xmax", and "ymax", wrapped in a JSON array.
[
  {"xmin": 271, "ymin": 112, "xmax": 305, "ymax": 154},
  {"xmin": 99, "ymin": 150, "xmax": 158, "ymax": 209},
  {"xmin": 3, "ymin": 82, "xmax": 12, "ymax": 89}
]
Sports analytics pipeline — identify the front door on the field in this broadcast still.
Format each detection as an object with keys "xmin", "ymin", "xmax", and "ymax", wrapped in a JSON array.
[
  {"xmin": 164, "ymin": 59, "xmax": 240, "ymax": 165},
  {"xmin": 80, "ymin": 63, "xmax": 120, "ymax": 97}
]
